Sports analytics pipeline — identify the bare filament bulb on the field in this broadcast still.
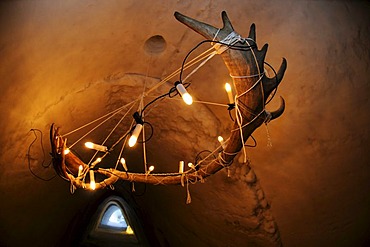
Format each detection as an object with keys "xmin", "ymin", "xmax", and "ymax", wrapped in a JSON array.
[
  {"xmin": 91, "ymin": 157, "xmax": 102, "ymax": 168},
  {"xmin": 128, "ymin": 123, "xmax": 143, "ymax": 147},
  {"xmin": 225, "ymin": 83, "xmax": 234, "ymax": 104},
  {"xmin": 120, "ymin": 158, "xmax": 128, "ymax": 171},
  {"xmin": 188, "ymin": 162, "xmax": 195, "ymax": 170},
  {"xmin": 218, "ymin": 136, "xmax": 226, "ymax": 149},
  {"xmin": 84, "ymin": 142, "xmax": 108, "ymax": 152},
  {"xmin": 89, "ymin": 170, "xmax": 96, "ymax": 190},
  {"xmin": 176, "ymin": 82, "xmax": 193, "ymax": 105},
  {"xmin": 78, "ymin": 165, "xmax": 83, "ymax": 177},
  {"xmin": 179, "ymin": 161, "xmax": 184, "ymax": 173}
]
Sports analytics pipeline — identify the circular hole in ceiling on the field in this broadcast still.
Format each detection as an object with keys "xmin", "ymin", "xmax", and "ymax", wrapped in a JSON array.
[{"xmin": 144, "ymin": 35, "xmax": 166, "ymax": 54}]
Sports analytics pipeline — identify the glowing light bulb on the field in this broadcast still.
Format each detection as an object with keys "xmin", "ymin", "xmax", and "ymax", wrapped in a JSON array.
[
  {"xmin": 89, "ymin": 170, "xmax": 96, "ymax": 190},
  {"xmin": 64, "ymin": 148, "xmax": 70, "ymax": 155},
  {"xmin": 146, "ymin": 165, "xmax": 154, "ymax": 175},
  {"xmin": 91, "ymin": 157, "xmax": 102, "ymax": 167},
  {"xmin": 120, "ymin": 158, "xmax": 128, "ymax": 171},
  {"xmin": 179, "ymin": 161, "xmax": 184, "ymax": 173},
  {"xmin": 218, "ymin": 136, "xmax": 226, "ymax": 149},
  {"xmin": 78, "ymin": 165, "xmax": 83, "ymax": 177},
  {"xmin": 188, "ymin": 162, "xmax": 195, "ymax": 169},
  {"xmin": 182, "ymin": 93, "xmax": 193, "ymax": 105},
  {"xmin": 84, "ymin": 142, "xmax": 108, "ymax": 152},
  {"xmin": 176, "ymin": 83, "xmax": 193, "ymax": 105},
  {"xmin": 225, "ymin": 83, "xmax": 234, "ymax": 104},
  {"xmin": 128, "ymin": 124, "xmax": 143, "ymax": 147}
]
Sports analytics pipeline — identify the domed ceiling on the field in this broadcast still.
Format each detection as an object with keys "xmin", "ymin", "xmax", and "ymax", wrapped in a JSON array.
[{"xmin": 0, "ymin": 1, "xmax": 369, "ymax": 247}]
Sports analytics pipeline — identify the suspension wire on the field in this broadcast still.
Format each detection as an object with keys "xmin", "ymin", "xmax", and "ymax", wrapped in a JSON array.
[
  {"xmin": 67, "ymin": 99, "xmax": 138, "ymax": 149},
  {"xmin": 143, "ymin": 47, "xmax": 216, "ymax": 97},
  {"xmin": 88, "ymin": 101, "xmax": 138, "ymax": 167},
  {"xmin": 166, "ymin": 97, "xmax": 229, "ymax": 107}
]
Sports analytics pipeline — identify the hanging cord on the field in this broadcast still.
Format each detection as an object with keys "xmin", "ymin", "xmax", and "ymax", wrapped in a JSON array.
[
  {"xmin": 66, "ymin": 99, "xmax": 138, "ymax": 149},
  {"xmin": 179, "ymin": 38, "xmax": 256, "ymax": 83},
  {"xmin": 27, "ymin": 129, "xmax": 56, "ymax": 181},
  {"xmin": 89, "ymin": 101, "xmax": 137, "ymax": 167},
  {"xmin": 231, "ymin": 36, "xmax": 264, "ymax": 163}
]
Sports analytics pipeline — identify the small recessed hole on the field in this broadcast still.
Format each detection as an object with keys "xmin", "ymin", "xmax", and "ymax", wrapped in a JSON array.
[{"xmin": 144, "ymin": 35, "xmax": 166, "ymax": 54}]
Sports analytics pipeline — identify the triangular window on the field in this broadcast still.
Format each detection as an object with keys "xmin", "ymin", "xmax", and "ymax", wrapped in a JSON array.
[{"xmin": 98, "ymin": 202, "xmax": 134, "ymax": 235}]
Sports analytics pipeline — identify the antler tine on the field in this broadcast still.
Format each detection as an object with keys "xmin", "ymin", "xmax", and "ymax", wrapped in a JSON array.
[
  {"xmin": 256, "ymin": 43, "xmax": 269, "ymax": 69},
  {"xmin": 174, "ymin": 11, "xmax": 219, "ymax": 40},
  {"xmin": 221, "ymin": 11, "xmax": 234, "ymax": 32},
  {"xmin": 248, "ymin": 23, "xmax": 256, "ymax": 42},
  {"xmin": 270, "ymin": 97, "xmax": 285, "ymax": 120},
  {"xmin": 263, "ymin": 58, "xmax": 287, "ymax": 98}
]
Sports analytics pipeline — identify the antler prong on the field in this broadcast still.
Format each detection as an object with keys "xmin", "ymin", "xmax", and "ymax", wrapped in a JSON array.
[
  {"xmin": 263, "ymin": 57, "xmax": 287, "ymax": 97},
  {"xmin": 270, "ymin": 96, "xmax": 285, "ymax": 120}
]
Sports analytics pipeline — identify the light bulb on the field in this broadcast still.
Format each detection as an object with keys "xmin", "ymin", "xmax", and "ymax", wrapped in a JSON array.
[
  {"xmin": 218, "ymin": 136, "xmax": 226, "ymax": 149},
  {"xmin": 188, "ymin": 162, "xmax": 195, "ymax": 169},
  {"xmin": 182, "ymin": 93, "xmax": 193, "ymax": 105},
  {"xmin": 120, "ymin": 158, "xmax": 128, "ymax": 171},
  {"xmin": 179, "ymin": 161, "xmax": 184, "ymax": 173},
  {"xmin": 91, "ymin": 157, "xmax": 102, "ymax": 167},
  {"xmin": 176, "ymin": 83, "xmax": 193, "ymax": 105},
  {"xmin": 225, "ymin": 83, "xmax": 234, "ymax": 104},
  {"xmin": 128, "ymin": 124, "xmax": 143, "ymax": 147},
  {"xmin": 89, "ymin": 170, "xmax": 96, "ymax": 190},
  {"xmin": 84, "ymin": 142, "xmax": 108, "ymax": 152},
  {"xmin": 77, "ymin": 165, "xmax": 83, "ymax": 177},
  {"xmin": 149, "ymin": 165, "xmax": 154, "ymax": 172},
  {"xmin": 64, "ymin": 148, "xmax": 70, "ymax": 155}
]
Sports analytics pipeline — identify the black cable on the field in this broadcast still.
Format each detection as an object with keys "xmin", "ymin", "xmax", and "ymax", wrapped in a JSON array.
[
  {"xmin": 245, "ymin": 135, "xmax": 257, "ymax": 148},
  {"xmin": 194, "ymin": 150, "xmax": 216, "ymax": 170},
  {"xmin": 131, "ymin": 182, "xmax": 147, "ymax": 197},
  {"xmin": 228, "ymin": 109, "xmax": 234, "ymax": 121},
  {"xmin": 137, "ymin": 121, "xmax": 154, "ymax": 144},
  {"xmin": 140, "ymin": 93, "xmax": 169, "ymax": 115},
  {"xmin": 27, "ymin": 129, "xmax": 56, "ymax": 181}
]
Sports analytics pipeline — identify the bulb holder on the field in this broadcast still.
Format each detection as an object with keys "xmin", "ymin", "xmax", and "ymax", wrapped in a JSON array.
[
  {"xmin": 133, "ymin": 111, "xmax": 144, "ymax": 124},
  {"xmin": 227, "ymin": 103, "xmax": 235, "ymax": 111}
]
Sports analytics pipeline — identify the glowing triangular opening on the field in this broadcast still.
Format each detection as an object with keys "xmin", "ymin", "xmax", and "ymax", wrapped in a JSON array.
[{"xmin": 99, "ymin": 204, "xmax": 133, "ymax": 233}]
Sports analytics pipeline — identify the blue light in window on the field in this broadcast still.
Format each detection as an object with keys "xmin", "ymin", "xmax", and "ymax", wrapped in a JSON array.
[{"xmin": 99, "ymin": 204, "xmax": 128, "ymax": 230}]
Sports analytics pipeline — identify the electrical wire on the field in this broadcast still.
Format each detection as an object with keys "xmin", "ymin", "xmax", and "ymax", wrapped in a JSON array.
[{"xmin": 27, "ymin": 129, "xmax": 56, "ymax": 181}]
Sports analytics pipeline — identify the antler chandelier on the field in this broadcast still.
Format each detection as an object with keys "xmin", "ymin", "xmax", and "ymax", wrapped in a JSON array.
[{"xmin": 50, "ymin": 11, "xmax": 287, "ymax": 197}]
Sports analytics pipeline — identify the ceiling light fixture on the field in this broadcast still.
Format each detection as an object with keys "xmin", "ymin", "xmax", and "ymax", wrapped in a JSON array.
[{"xmin": 48, "ymin": 11, "xmax": 286, "ymax": 199}]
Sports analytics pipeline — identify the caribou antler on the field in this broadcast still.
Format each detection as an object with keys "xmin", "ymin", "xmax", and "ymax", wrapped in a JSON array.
[{"xmin": 50, "ymin": 11, "xmax": 286, "ymax": 189}]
